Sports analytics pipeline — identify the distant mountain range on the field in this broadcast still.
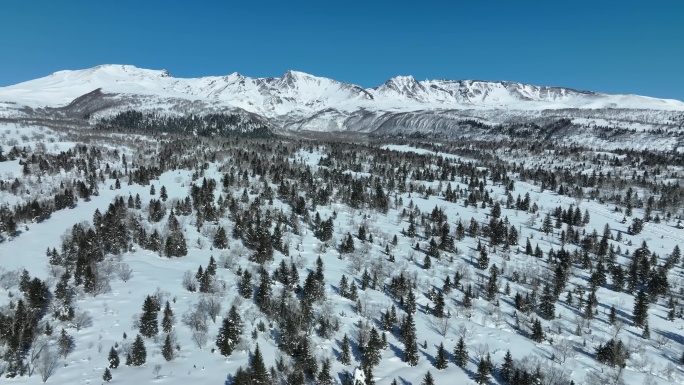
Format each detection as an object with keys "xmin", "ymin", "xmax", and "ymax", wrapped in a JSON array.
[{"xmin": 1, "ymin": 65, "xmax": 683, "ymax": 149}]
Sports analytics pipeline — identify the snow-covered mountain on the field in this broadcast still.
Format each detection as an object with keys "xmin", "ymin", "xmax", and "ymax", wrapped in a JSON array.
[{"xmin": 1, "ymin": 64, "xmax": 683, "ymax": 141}]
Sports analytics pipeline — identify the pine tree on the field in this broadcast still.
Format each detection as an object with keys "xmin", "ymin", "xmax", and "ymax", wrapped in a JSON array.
[
  {"xmin": 250, "ymin": 344, "xmax": 270, "ymax": 385},
  {"xmin": 213, "ymin": 226, "xmax": 228, "ymax": 249},
  {"xmin": 58, "ymin": 328, "xmax": 75, "ymax": 358},
  {"xmin": 423, "ymin": 254, "xmax": 432, "ymax": 269},
  {"xmin": 453, "ymin": 336, "xmax": 468, "ymax": 368},
  {"xmin": 433, "ymin": 291, "xmax": 445, "ymax": 318},
  {"xmin": 108, "ymin": 346, "xmax": 120, "ymax": 368},
  {"xmin": 129, "ymin": 334, "xmax": 147, "ymax": 366},
  {"xmin": 239, "ymin": 270, "xmax": 252, "ymax": 298},
  {"xmin": 139, "ymin": 295, "xmax": 159, "ymax": 337},
  {"xmin": 421, "ymin": 371, "xmax": 435, "ymax": 385},
  {"xmin": 103, "ymin": 367, "xmax": 112, "ymax": 382},
  {"xmin": 435, "ymin": 342, "xmax": 448, "ymax": 370},
  {"xmin": 255, "ymin": 269, "xmax": 272, "ymax": 313},
  {"xmin": 500, "ymin": 350, "xmax": 514, "ymax": 383},
  {"xmin": 402, "ymin": 313, "xmax": 419, "ymax": 366},
  {"xmin": 633, "ymin": 290, "xmax": 649, "ymax": 328},
  {"xmin": 478, "ymin": 246, "xmax": 489, "ymax": 270},
  {"xmin": 475, "ymin": 357, "xmax": 490, "ymax": 384},
  {"xmin": 539, "ymin": 284, "xmax": 555, "ymax": 320},
  {"xmin": 531, "ymin": 318, "xmax": 544, "ymax": 342},
  {"xmin": 486, "ymin": 264, "xmax": 498, "ymax": 301},
  {"xmin": 162, "ymin": 301, "xmax": 174, "ymax": 333},
  {"xmin": 317, "ymin": 358, "xmax": 334, "ymax": 385},
  {"xmin": 340, "ymin": 333, "xmax": 351, "ymax": 365},
  {"xmin": 362, "ymin": 327, "xmax": 382, "ymax": 369},
  {"xmin": 406, "ymin": 288, "xmax": 416, "ymax": 314},
  {"xmin": 217, "ymin": 305, "xmax": 242, "ymax": 356},
  {"xmin": 641, "ymin": 320, "xmax": 650, "ymax": 339},
  {"xmin": 162, "ymin": 333, "xmax": 174, "ymax": 361},
  {"xmin": 542, "ymin": 213, "xmax": 553, "ymax": 234}
]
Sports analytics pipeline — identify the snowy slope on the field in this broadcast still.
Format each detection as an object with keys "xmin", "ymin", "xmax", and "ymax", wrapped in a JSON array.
[
  {"xmin": 1, "ymin": 64, "xmax": 684, "ymax": 137},
  {"xmin": 1, "ymin": 64, "xmax": 683, "ymax": 113}
]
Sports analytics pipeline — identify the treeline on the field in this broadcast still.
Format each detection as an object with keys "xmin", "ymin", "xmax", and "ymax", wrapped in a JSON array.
[{"xmin": 97, "ymin": 110, "xmax": 273, "ymax": 138}]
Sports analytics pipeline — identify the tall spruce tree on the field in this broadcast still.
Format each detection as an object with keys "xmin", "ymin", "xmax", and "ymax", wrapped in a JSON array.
[
  {"xmin": 108, "ymin": 346, "xmax": 120, "ymax": 368},
  {"xmin": 216, "ymin": 305, "xmax": 242, "ymax": 356},
  {"xmin": 340, "ymin": 333, "xmax": 351, "ymax": 365},
  {"xmin": 633, "ymin": 290, "xmax": 649, "ymax": 328},
  {"xmin": 162, "ymin": 333, "xmax": 174, "ymax": 361},
  {"xmin": 500, "ymin": 350, "xmax": 514, "ymax": 383},
  {"xmin": 129, "ymin": 334, "xmax": 147, "ymax": 366},
  {"xmin": 249, "ymin": 344, "xmax": 270, "ymax": 385},
  {"xmin": 453, "ymin": 336, "xmax": 468, "ymax": 368},
  {"xmin": 402, "ymin": 313, "xmax": 419, "ymax": 366},
  {"xmin": 139, "ymin": 295, "xmax": 159, "ymax": 338},
  {"xmin": 475, "ymin": 357, "xmax": 490, "ymax": 384},
  {"xmin": 435, "ymin": 342, "xmax": 448, "ymax": 370},
  {"xmin": 162, "ymin": 301, "xmax": 174, "ymax": 333},
  {"xmin": 539, "ymin": 284, "xmax": 555, "ymax": 320},
  {"xmin": 421, "ymin": 371, "xmax": 435, "ymax": 385}
]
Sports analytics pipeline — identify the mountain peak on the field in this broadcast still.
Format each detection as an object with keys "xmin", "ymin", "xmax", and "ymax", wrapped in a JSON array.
[{"xmin": 1, "ymin": 64, "xmax": 683, "ymax": 114}]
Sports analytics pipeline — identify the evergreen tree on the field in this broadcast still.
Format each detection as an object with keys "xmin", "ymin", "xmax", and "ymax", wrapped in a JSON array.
[
  {"xmin": 433, "ymin": 291, "xmax": 445, "ymax": 317},
  {"xmin": 402, "ymin": 313, "xmax": 419, "ymax": 366},
  {"xmin": 406, "ymin": 288, "xmax": 416, "ymax": 314},
  {"xmin": 250, "ymin": 344, "xmax": 270, "ymax": 385},
  {"xmin": 641, "ymin": 320, "xmax": 650, "ymax": 339},
  {"xmin": 58, "ymin": 328, "xmax": 75, "ymax": 358},
  {"xmin": 103, "ymin": 367, "xmax": 112, "ymax": 382},
  {"xmin": 500, "ymin": 350, "xmax": 514, "ymax": 383},
  {"xmin": 475, "ymin": 357, "xmax": 490, "ymax": 384},
  {"xmin": 539, "ymin": 284, "xmax": 555, "ymax": 320},
  {"xmin": 108, "ymin": 346, "xmax": 120, "ymax": 368},
  {"xmin": 340, "ymin": 333, "xmax": 352, "ymax": 365},
  {"xmin": 213, "ymin": 226, "xmax": 228, "ymax": 249},
  {"xmin": 486, "ymin": 264, "xmax": 498, "ymax": 301},
  {"xmin": 162, "ymin": 301, "xmax": 174, "ymax": 333},
  {"xmin": 162, "ymin": 333, "xmax": 174, "ymax": 361},
  {"xmin": 435, "ymin": 342, "xmax": 448, "ymax": 370},
  {"xmin": 633, "ymin": 290, "xmax": 649, "ymax": 328},
  {"xmin": 139, "ymin": 295, "xmax": 159, "ymax": 337},
  {"xmin": 421, "ymin": 371, "xmax": 435, "ymax": 385},
  {"xmin": 453, "ymin": 337, "xmax": 468, "ymax": 368},
  {"xmin": 317, "ymin": 358, "xmax": 334, "ymax": 385},
  {"xmin": 542, "ymin": 213, "xmax": 553, "ymax": 235},
  {"xmin": 255, "ymin": 269, "xmax": 273, "ymax": 313},
  {"xmin": 339, "ymin": 275, "xmax": 349, "ymax": 298},
  {"xmin": 478, "ymin": 246, "xmax": 489, "ymax": 270},
  {"xmin": 531, "ymin": 318, "xmax": 544, "ymax": 342},
  {"xmin": 129, "ymin": 334, "xmax": 147, "ymax": 366},
  {"xmin": 239, "ymin": 270, "xmax": 253, "ymax": 298},
  {"xmin": 217, "ymin": 305, "xmax": 243, "ymax": 356},
  {"xmin": 423, "ymin": 254, "xmax": 432, "ymax": 269}
]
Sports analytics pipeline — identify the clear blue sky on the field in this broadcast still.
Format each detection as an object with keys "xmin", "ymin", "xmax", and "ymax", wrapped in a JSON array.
[{"xmin": 1, "ymin": 0, "xmax": 683, "ymax": 100}]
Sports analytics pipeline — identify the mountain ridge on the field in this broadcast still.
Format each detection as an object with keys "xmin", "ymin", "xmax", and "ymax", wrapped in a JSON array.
[
  {"xmin": 3, "ymin": 64, "xmax": 683, "ymax": 112},
  {"xmin": 1, "ymin": 65, "xmax": 684, "ymax": 149}
]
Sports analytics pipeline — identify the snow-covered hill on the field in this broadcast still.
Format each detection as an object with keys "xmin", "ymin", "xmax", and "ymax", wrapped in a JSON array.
[{"xmin": 1, "ymin": 64, "xmax": 683, "ymax": 139}]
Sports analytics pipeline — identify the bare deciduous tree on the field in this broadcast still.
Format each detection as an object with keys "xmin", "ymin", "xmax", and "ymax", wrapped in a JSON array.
[
  {"xmin": 71, "ymin": 310, "xmax": 94, "ymax": 332},
  {"xmin": 198, "ymin": 294, "xmax": 222, "ymax": 323},
  {"xmin": 191, "ymin": 330, "xmax": 208, "ymax": 349},
  {"xmin": 36, "ymin": 346, "xmax": 60, "ymax": 383},
  {"xmin": 117, "ymin": 263, "xmax": 133, "ymax": 282},
  {"xmin": 553, "ymin": 339, "xmax": 575, "ymax": 364},
  {"xmin": 433, "ymin": 316, "xmax": 451, "ymax": 337}
]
